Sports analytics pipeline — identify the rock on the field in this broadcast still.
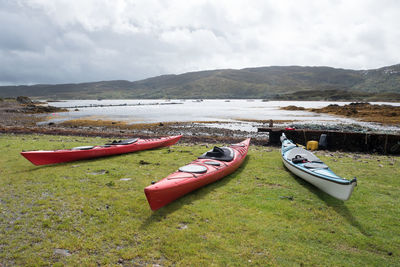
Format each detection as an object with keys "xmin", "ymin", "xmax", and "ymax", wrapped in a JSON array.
[
  {"xmin": 54, "ymin": 248, "xmax": 71, "ymax": 257},
  {"xmin": 178, "ymin": 223, "xmax": 188, "ymax": 230},
  {"xmin": 16, "ymin": 96, "xmax": 33, "ymax": 104},
  {"xmin": 88, "ymin": 170, "xmax": 108, "ymax": 175}
]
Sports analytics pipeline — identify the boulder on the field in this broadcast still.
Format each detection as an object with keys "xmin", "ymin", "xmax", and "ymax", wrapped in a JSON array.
[{"xmin": 16, "ymin": 96, "xmax": 33, "ymax": 104}]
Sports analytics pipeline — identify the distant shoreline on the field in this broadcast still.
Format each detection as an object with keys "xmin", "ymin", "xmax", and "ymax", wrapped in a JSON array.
[
  {"xmin": 1, "ymin": 98, "xmax": 399, "ymax": 146},
  {"xmin": 1, "ymin": 65, "xmax": 400, "ymax": 101}
]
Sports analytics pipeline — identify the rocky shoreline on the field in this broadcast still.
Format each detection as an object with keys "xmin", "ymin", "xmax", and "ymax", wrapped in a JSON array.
[
  {"xmin": 1, "ymin": 98, "xmax": 399, "ymax": 146},
  {"xmin": 0, "ymin": 97, "xmax": 267, "ymax": 145}
]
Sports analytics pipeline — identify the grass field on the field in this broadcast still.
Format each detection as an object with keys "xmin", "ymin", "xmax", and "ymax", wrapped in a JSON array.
[{"xmin": 0, "ymin": 134, "xmax": 399, "ymax": 266}]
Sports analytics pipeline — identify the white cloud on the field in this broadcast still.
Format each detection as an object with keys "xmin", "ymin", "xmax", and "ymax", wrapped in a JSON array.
[{"xmin": 0, "ymin": 0, "xmax": 399, "ymax": 84}]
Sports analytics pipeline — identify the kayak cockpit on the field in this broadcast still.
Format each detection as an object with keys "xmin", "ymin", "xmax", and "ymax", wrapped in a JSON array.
[
  {"xmin": 105, "ymin": 138, "xmax": 138, "ymax": 146},
  {"xmin": 285, "ymin": 147, "xmax": 321, "ymax": 162},
  {"xmin": 198, "ymin": 146, "xmax": 234, "ymax": 162}
]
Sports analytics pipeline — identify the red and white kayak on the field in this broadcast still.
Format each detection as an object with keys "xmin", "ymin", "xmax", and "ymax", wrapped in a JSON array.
[
  {"xmin": 144, "ymin": 138, "xmax": 250, "ymax": 210},
  {"xmin": 21, "ymin": 135, "xmax": 182, "ymax": 166}
]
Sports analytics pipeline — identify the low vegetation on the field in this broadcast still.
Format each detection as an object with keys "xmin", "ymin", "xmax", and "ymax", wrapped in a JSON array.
[
  {"xmin": 281, "ymin": 102, "xmax": 400, "ymax": 125},
  {"xmin": 0, "ymin": 134, "xmax": 399, "ymax": 266},
  {"xmin": 310, "ymin": 102, "xmax": 400, "ymax": 125}
]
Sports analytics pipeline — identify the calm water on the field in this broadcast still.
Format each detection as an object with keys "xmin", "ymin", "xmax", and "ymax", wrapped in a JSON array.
[{"xmin": 45, "ymin": 99, "xmax": 400, "ymax": 132}]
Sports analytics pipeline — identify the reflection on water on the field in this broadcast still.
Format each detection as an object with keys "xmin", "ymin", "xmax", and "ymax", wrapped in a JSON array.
[{"xmin": 45, "ymin": 99, "xmax": 400, "ymax": 133}]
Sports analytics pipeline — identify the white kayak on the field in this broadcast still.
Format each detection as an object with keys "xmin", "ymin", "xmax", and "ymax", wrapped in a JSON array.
[{"xmin": 280, "ymin": 133, "xmax": 357, "ymax": 200}]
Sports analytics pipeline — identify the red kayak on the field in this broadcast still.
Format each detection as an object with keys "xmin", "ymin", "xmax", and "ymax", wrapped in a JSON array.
[
  {"xmin": 144, "ymin": 138, "xmax": 250, "ymax": 210},
  {"xmin": 21, "ymin": 135, "xmax": 182, "ymax": 165}
]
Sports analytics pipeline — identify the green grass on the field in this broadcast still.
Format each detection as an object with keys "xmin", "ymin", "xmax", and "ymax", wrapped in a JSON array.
[{"xmin": 0, "ymin": 134, "xmax": 399, "ymax": 266}]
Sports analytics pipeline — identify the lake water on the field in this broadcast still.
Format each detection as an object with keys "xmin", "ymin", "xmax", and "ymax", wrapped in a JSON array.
[{"xmin": 45, "ymin": 99, "xmax": 400, "ymax": 133}]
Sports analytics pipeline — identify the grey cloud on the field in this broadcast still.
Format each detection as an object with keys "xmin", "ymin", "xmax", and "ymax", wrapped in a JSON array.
[{"xmin": 0, "ymin": 0, "xmax": 399, "ymax": 85}]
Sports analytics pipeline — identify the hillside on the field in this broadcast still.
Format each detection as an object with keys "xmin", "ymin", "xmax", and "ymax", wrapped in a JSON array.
[{"xmin": 0, "ymin": 64, "xmax": 399, "ymax": 100}]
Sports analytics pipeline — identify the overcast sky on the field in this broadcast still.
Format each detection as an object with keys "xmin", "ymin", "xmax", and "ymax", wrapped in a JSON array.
[{"xmin": 1, "ymin": 0, "xmax": 399, "ymax": 85}]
